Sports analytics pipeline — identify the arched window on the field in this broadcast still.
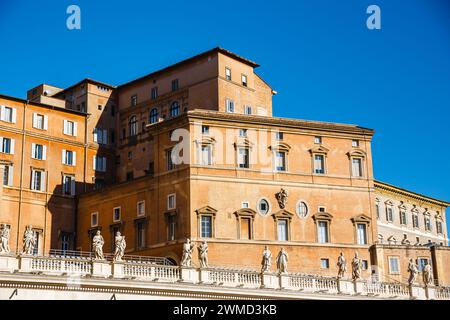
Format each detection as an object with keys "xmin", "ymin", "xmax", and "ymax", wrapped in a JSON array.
[
  {"xmin": 170, "ymin": 101, "xmax": 180, "ymax": 117},
  {"xmin": 129, "ymin": 115, "xmax": 137, "ymax": 136},
  {"xmin": 149, "ymin": 108, "xmax": 158, "ymax": 124}
]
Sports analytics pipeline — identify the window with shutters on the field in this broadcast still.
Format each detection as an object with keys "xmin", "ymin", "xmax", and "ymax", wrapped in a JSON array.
[
  {"xmin": 31, "ymin": 169, "xmax": 45, "ymax": 191},
  {"xmin": 31, "ymin": 144, "xmax": 46, "ymax": 160},
  {"xmin": 94, "ymin": 128, "xmax": 108, "ymax": 144},
  {"xmin": 226, "ymin": 98, "xmax": 235, "ymax": 113},
  {"xmin": 3, "ymin": 164, "xmax": 13, "ymax": 186},
  {"xmin": 62, "ymin": 174, "xmax": 76, "ymax": 196},
  {"xmin": 0, "ymin": 106, "xmax": 16, "ymax": 123},
  {"xmin": 0, "ymin": 137, "xmax": 14, "ymax": 154},
  {"xmin": 63, "ymin": 120, "xmax": 76, "ymax": 136},
  {"xmin": 62, "ymin": 150, "xmax": 76, "ymax": 166},
  {"xmin": 93, "ymin": 156, "xmax": 107, "ymax": 172},
  {"xmin": 33, "ymin": 113, "xmax": 47, "ymax": 130}
]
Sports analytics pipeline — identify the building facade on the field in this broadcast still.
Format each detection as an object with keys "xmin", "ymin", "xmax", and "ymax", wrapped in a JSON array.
[{"xmin": 0, "ymin": 48, "xmax": 448, "ymax": 288}]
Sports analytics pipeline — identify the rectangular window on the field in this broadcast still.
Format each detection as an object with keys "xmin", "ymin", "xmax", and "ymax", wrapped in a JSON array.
[
  {"xmin": 93, "ymin": 156, "xmax": 107, "ymax": 172},
  {"xmin": 388, "ymin": 257, "xmax": 400, "ymax": 274},
  {"xmin": 168, "ymin": 215, "xmax": 176, "ymax": 241},
  {"xmin": 63, "ymin": 175, "xmax": 75, "ymax": 196},
  {"xmin": 314, "ymin": 154, "xmax": 325, "ymax": 174},
  {"xmin": 400, "ymin": 211, "xmax": 407, "ymax": 225},
  {"xmin": 318, "ymin": 221, "xmax": 329, "ymax": 243},
  {"xmin": 131, "ymin": 95, "xmax": 138, "ymax": 106},
  {"xmin": 168, "ymin": 194, "xmax": 176, "ymax": 210},
  {"xmin": 275, "ymin": 151, "xmax": 286, "ymax": 171},
  {"xmin": 202, "ymin": 125, "xmax": 209, "ymax": 135},
  {"xmin": 240, "ymin": 218, "xmax": 251, "ymax": 240},
  {"xmin": 3, "ymin": 165, "xmax": 13, "ymax": 186},
  {"xmin": 137, "ymin": 222, "xmax": 146, "ymax": 249},
  {"xmin": 352, "ymin": 158, "xmax": 363, "ymax": 177},
  {"xmin": 31, "ymin": 144, "xmax": 46, "ymax": 160},
  {"xmin": 166, "ymin": 149, "xmax": 174, "ymax": 170},
  {"xmin": 352, "ymin": 140, "xmax": 360, "ymax": 147},
  {"xmin": 241, "ymin": 74, "xmax": 247, "ymax": 87},
  {"xmin": 33, "ymin": 231, "xmax": 40, "ymax": 255},
  {"xmin": 0, "ymin": 106, "xmax": 16, "ymax": 123},
  {"xmin": 239, "ymin": 128, "xmax": 247, "ymax": 137},
  {"xmin": 137, "ymin": 201, "xmax": 145, "ymax": 217},
  {"xmin": 61, "ymin": 234, "xmax": 70, "ymax": 252},
  {"xmin": 275, "ymin": 132, "xmax": 283, "ymax": 141},
  {"xmin": 424, "ymin": 217, "xmax": 431, "ymax": 231},
  {"xmin": 171, "ymin": 79, "xmax": 179, "ymax": 92},
  {"xmin": 277, "ymin": 219, "xmax": 288, "ymax": 241},
  {"xmin": 151, "ymin": 87, "xmax": 158, "ymax": 100},
  {"xmin": 357, "ymin": 223, "xmax": 367, "ymax": 245},
  {"xmin": 386, "ymin": 207, "xmax": 394, "ymax": 222},
  {"xmin": 200, "ymin": 145, "xmax": 212, "ymax": 165},
  {"xmin": 412, "ymin": 214, "xmax": 419, "ymax": 228},
  {"xmin": 244, "ymin": 105, "xmax": 252, "ymax": 115},
  {"xmin": 201, "ymin": 216, "xmax": 212, "ymax": 238},
  {"xmin": 113, "ymin": 207, "xmax": 121, "ymax": 222},
  {"xmin": 33, "ymin": 113, "xmax": 47, "ymax": 130},
  {"xmin": 31, "ymin": 169, "xmax": 45, "ymax": 191},
  {"xmin": 94, "ymin": 128, "xmax": 108, "ymax": 144},
  {"xmin": 417, "ymin": 258, "xmax": 428, "ymax": 272},
  {"xmin": 63, "ymin": 120, "xmax": 76, "ymax": 136},
  {"xmin": 362, "ymin": 260, "xmax": 369, "ymax": 270},
  {"xmin": 241, "ymin": 202, "xmax": 249, "ymax": 208},
  {"xmin": 226, "ymin": 99, "xmax": 235, "ymax": 113},
  {"xmin": 62, "ymin": 149, "xmax": 76, "ymax": 166},
  {"xmin": 314, "ymin": 136, "xmax": 322, "ymax": 144},
  {"xmin": 0, "ymin": 137, "xmax": 14, "ymax": 154},
  {"xmin": 436, "ymin": 221, "xmax": 443, "ymax": 234},
  {"xmin": 376, "ymin": 204, "xmax": 380, "ymax": 219},
  {"xmin": 238, "ymin": 148, "xmax": 249, "ymax": 168},
  {"xmin": 225, "ymin": 67, "xmax": 231, "ymax": 81},
  {"xmin": 320, "ymin": 258, "xmax": 330, "ymax": 269}
]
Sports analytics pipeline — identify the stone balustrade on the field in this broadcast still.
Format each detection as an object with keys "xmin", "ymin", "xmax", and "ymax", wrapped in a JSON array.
[{"xmin": 0, "ymin": 253, "xmax": 448, "ymax": 300}]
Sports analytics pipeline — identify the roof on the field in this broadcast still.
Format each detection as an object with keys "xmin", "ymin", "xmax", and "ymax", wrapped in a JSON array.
[
  {"xmin": 375, "ymin": 180, "xmax": 450, "ymax": 207},
  {"xmin": 118, "ymin": 47, "xmax": 260, "ymax": 89},
  {"xmin": 52, "ymin": 78, "xmax": 116, "ymax": 97},
  {"xmin": 0, "ymin": 93, "xmax": 88, "ymax": 116}
]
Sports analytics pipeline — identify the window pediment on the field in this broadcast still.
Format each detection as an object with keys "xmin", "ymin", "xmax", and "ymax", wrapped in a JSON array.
[
  {"xmin": 398, "ymin": 202, "xmax": 407, "ymax": 211},
  {"xmin": 195, "ymin": 137, "xmax": 216, "ymax": 146},
  {"xmin": 234, "ymin": 208, "xmax": 257, "ymax": 218},
  {"xmin": 351, "ymin": 214, "xmax": 371, "ymax": 224},
  {"xmin": 233, "ymin": 138, "xmax": 253, "ymax": 149},
  {"xmin": 384, "ymin": 200, "xmax": 394, "ymax": 206},
  {"xmin": 312, "ymin": 212, "xmax": 333, "ymax": 221},
  {"xmin": 346, "ymin": 149, "xmax": 366, "ymax": 158},
  {"xmin": 196, "ymin": 205, "xmax": 218, "ymax": 216},
  {"xmin": 269, "ymin": 142, "xmax": 291, "ymax": 152},
  {"xmin": 309, "ymin": 146, "xmax": 329, "ymax": 155},
  {"xmin": 272, "ymin": 209, "xmax": 294, "ymax": 220}
]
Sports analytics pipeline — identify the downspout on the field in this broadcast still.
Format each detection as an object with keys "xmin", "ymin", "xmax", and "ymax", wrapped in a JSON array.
[{"xmin": 16, "ymin": 100, "xmax": 28, "ymax": 251}]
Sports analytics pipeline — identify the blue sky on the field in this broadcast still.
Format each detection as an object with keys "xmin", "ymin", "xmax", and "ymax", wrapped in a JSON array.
[{"xmin": 0, "ymin": 1, "xmax": 449, "ymax": 221}]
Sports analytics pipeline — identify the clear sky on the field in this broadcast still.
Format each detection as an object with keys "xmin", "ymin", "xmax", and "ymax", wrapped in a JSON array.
[{"xmin": 0, "ymin": 1, "xmax": 449, "ymax": 223}]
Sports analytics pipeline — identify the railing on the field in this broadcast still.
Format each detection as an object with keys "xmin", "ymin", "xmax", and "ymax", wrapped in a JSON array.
[
  {"xmin": 30, "ymin": 256, "xmax": 92, "ymax": 275},
  {"xmin": 206, "ymin": 268, "xmax": 261, "ymax": 288},
  {"xmin": 436, "ymin": 287, "xmax": 450, "ymax": 300},
  {"xmin": 364, "ymin": 281, "xmax": 410, "ymax": 297},
  {"xmin": 154, "ymin": 265, "xmax": 180, "ymax": 282}
]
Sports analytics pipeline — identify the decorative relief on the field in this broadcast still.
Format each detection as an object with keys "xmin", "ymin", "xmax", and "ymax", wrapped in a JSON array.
[{"xmin": 275, "ymin": 188, "xmax": 288, "ymax": 209}]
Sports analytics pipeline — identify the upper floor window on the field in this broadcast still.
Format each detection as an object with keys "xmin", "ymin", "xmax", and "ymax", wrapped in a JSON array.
[
  {"xmin": 137, "ymin": 201, "xmax": 145, "ymax": 217},
  {"xmin": 201, "ymin": 125, "xmax": 209, "ymax": 135},
  {"xmin": 244, "ymin": 105, "xmax": 252, "ymax": 115},
  {"xmin": 225, "ymin": 67, "xmax": 231, "ymax": 81},
  {"xmin": 3, "ymin": 165, "xmax": 13, "ymax": 186},
  {"xmin": 258, "ymin": 199, "xmax": 270, "ymax": 215},
  {"xmin": 400, "ymin": 211, "xmax": 407, "ymax": 225},
  {"xmin": 200, "ymin": 215, "xmax": 213, "ymax": 238},
  {"xmin": 94, "ymin": 128, "xmax": 108, "ymax": 144},
  {"xmin": 436, "ymin": 220, "xmax": 443, "ymax": 234},
  {"xmin": 296, "ymin": 201, "xmax": 308, "ymax": 218},
  {"xmin": 200, "ymin": 145, "xmax": 212, "ymax": 166},
  {"xmin": 93, "ymin": 156, "xmax": 107, "ymax": 172},
  {"xmin": 352, "ymin": 139, "xmax": 360, "ymax": 147},
  {"xmin": 149, "ymin": 108, "xmax": 158, "ymax": 124},
  {"xmin": 62, "ymin": 149, "xmax": 76, "ymax": 166},
  {"xmin": 226, "ymin": 99, "xmax": 235, "ymax": 113},
  {"xmin": 151, "ymin": 87, "xmax": 158, "ymax": 100},
  {"xmin": 237, "ymin": 147, "xmax": 249, "ymax": 168},
  {"xmin": 62, "ymin": 175, "xmax": 75, "ymax": 196},
  {"xmin": 33, "ymin": 113, "xmax": 48, "ymax": 130},
  {"xmin": 31, "ymin": 169, "xmax": 45, "ymax": 191},
  {"xmin": 131, "ymin": 95, "xmax": 138, "ymax": 106},
  {"xmin": 129, "ymin": 115, "xmax": 138, "ymax": 136},
  {"xmin": 166, "ymin": 149, "xmax": 175, "ymax": 171},
  {"xmin": 113, "ymin": 207, "xmax": 121, "ymax": 222},
  {"xmin": 275, "ymin": 132, "xmax": 283, "ymax": 141},
  {"xmin": 375, "ymin": 203, "xmax": 380, "ymax": 219},
  {"xmin": 241, "ymin": 74, "xmax": 248, "ymax": 87},
  {"xmin": 239, "ymin": 128, "xmax": 247, "ymax": 137},
  {"xmin": 136, "ymin": 221, "xmax": 146, "ymax": 249},
  {"xmin": 171, "ymin": 79, "xmax": 179, "ymax": 91},
  {"xmin": 167, "ymin": 194, "xmax": 176, "ymax": 210},
  {"xmin": 314, "ymin": 154, "xmax": 325, "ymax": 174},
  {"xmin": 31, "ymin": 143, "xmax": 46, "ymax": 160},
  {"xmin": 168, "ymin": 215, "xmax": 176, "ymax": 241},
  {"xmin": 275, "ymin": 151, "xmax": 286, "ymax": 171},
  {"xmin": 170, "ymin": 102, "xmax": 180, "ymax": 117},
  {"xmin": 317, "ymin": 221, "xmax": 329, "ymax": 243},
  {"xmin": 351, "ymin": 158, "xmax": 363, "ymax": 177},
  {"xmin": 63, "ymin": 120, "xmax": 77, "ymax": 136},
  {"xmin": 314, "ymin": 136, "xmax": 322, "ymax": 144},
  {"xmin": 424, "ymin": 216, "xmax": 432, "ymax": 231},
  {"xmin": 0, "ymin": 106, "xmax": 16, "ymax": 123},
  {"xmin": 356, "ymin": 223, "xmax": 368, "ymax": 245},
  {"xmin": 412, "ymin": 213, "xmax": 419, "ymax": 228},
  {"xmin": 386, "ymin": 206, "xmax": 394, "ymax": 222},
  {"xmin": 0, "ymin": 137, "xmax": 14, "ymax": 154},
  {"xmin": 277, "ymin": 219, "xmax": 289, "ymax": 241},
  {"xmin": 91, "ymin": 212, "xmax": 98, "ymax": 227},
  {"xmin": 388, "ymin": 256, "xmax": 400, "ymax": 274}
]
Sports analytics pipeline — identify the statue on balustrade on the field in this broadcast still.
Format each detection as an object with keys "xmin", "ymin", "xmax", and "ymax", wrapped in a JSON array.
[
  {"xmin": 351, "ymin": 252, "xmax": 362, "ymax": 281},
  {"xmin": 407, "ymin": 258, "xmax": 419, "ymax": 285},
  {"xmin": 261, "ymin": 245, "xmax": 272, "ymax": 273},
  {"xmin": 92, "ymin": 230, "xmax": 105, "ymax": 260},
  {"xmin": 23, "ymin": 225, "xmax": 36, "ymax": 255},
  {"xmin": 0, "ymin": 224, "xmax": 11, "ymax": 254},
  {"xmin": 423, "ymin": 263, "xmax": 433, "ymax": 286},
  {"xmin": 337, "ymin": 252, "xmax": 347, "ymax": 279},
  {"xmin": 181, "ymin": 238, "xmax": 195, "ymax": 267},
  {"xmin": 276, "ymin": 247, "xmax": 288, "ymax": 274},
  {"xmin": 113, "ymin": 232, "xmax": 126, "ymax": 262},
  {"xmin": 198, "ymin": 241, "xmax": 209, "ymax": 268}
]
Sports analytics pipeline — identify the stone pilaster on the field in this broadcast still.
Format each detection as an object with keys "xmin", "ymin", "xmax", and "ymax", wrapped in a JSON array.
[{"xmin": 92, "ymin": 259, "xmax": 112, "ymax": 278}]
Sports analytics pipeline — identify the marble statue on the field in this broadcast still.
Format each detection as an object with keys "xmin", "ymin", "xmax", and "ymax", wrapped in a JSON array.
[
  {"xmin": 23, "ymin": 225, "xmax": 36, "ymax": 255},
  {"xmin": 181, "ymin": 238, "xmax": 195, "ymax": 267},
  {"xmin": 113, "ymin": 232, "xmax": 126, "ymax": 262},
  {"xmin": 423, "ymin": 262, "xmax": 433, "ymax": 286},
  {"xmin": 337, "ymin": 252, "xmax": 347, "ymax": 279},
  {"xmin": 276, "ymin": 247, "xmax": 288, "ymax": 273},
  {"xmin": 351, "ymin": 252, "xmax": 362, "ymax": 281},
  {"xmin": 0, "ymin": 224, "xmax": 11, "ymax": 254},
  {"xmin": 407, "ymin": 258, "xmax": 419, "ymax": 285},
  {"xmin": 198, "ymin": 241, "xmax": 209, "ymax": 268},
  {"xmin": 275, "ymin": 188, "xmax": 288, "ymax": 209},
  {"xmin": 261, "ymin": 245, "xmax": 272, "ymax": 273},
  {"xmin": 92, "ymin": 230, "xmax": 105, "ymax": 260}
]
